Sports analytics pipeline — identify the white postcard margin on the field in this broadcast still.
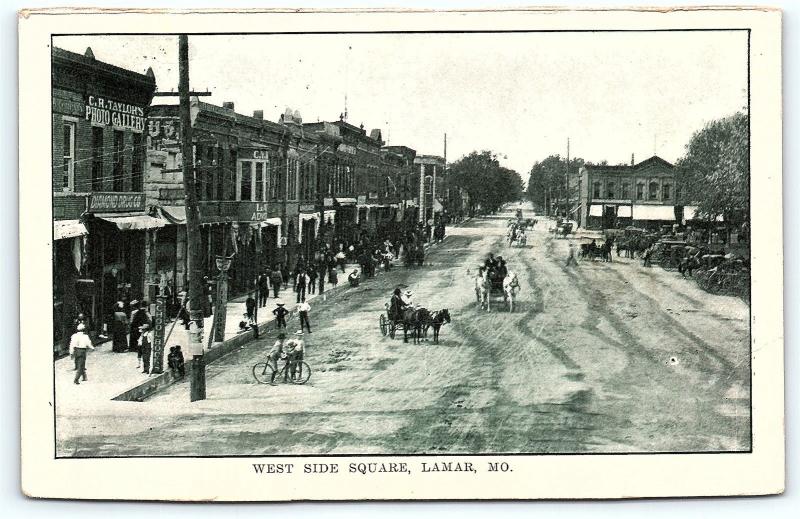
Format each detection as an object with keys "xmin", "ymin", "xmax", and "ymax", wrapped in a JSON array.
[{"xmin": 19, "ymin": 7, "xmax": 783, "ymax": 501}]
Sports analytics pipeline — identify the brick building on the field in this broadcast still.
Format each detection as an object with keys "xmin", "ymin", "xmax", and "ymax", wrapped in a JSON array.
[
  {"xmin": 52, "ymin": 47, "xmax": 157, "ymax": 353},
  {"xmin": 413, "ymin": 155, "xmax": 447, "ymax": 224},
  {"xmin": 578, "ymin": 156, "xmax": 683, "ymax": 230}
]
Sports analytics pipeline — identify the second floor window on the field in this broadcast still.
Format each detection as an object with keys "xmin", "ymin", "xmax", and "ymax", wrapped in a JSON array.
[
  {"xmin": 649, "ymin": 181, "xmax": 658, "ymax": 201},
  {"xmin": 62, "ymin": 121, "xmax": 76, "ymax": 191},
  {"xmin": 113, "ymin": 130, "xmax": 124, "ymax": 192},
  {"xmin": 621, "ymin": 182, "xmax": 630, "ymax": 200},
  {"xmin": 91, "ymin": 126, "xmax": 104, "ymax": 191},
  {"xmin": 606, "ymin": 182, "xmax": 615, "ymax": 199},
  {"xmin": 636, "ymin": 183, "xmax": 644, "ymax": 200},
  {"xmin": 131, "ymin": 133, "xmax": 143, "ymax": 192},
  {"xmin": 663, "ymin": 184, "xmax": 671, "ymax": 201},
  {"xmin": 238, "ymin": 161, "xmax": 252, "ymax": 201},
  {"xmin": 592, "ymin": 182, "xmax": 600, "ymax": 198}
]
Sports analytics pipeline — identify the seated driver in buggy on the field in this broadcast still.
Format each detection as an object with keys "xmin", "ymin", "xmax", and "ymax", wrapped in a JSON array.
[{"xmin": 388, "ymin": 287, "xmax": 408, "ymax": 322}]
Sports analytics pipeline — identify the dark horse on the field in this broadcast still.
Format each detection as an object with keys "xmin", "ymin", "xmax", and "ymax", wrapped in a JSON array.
[{"xmin": 401, "ymin": 307, "xmax": 451, "ymax": 344}]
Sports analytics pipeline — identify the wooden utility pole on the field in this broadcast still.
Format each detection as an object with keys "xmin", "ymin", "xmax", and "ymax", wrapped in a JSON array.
[{"xmin": 179, "ymin": 34, "xmax": 206, "ymax": 402}]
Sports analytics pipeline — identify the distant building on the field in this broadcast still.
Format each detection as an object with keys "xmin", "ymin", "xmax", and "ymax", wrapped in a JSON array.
[
  {"xmin": 578, "ymin": 156, "xmax": 683, "ymax": 230},
  {"xmin": 413, "ymin": 155, "xmax": 446, "ymax": 223}
]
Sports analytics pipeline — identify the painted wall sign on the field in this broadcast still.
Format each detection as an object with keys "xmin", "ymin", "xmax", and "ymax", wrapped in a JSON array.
[
  {"xmin": 85, "ymin": 95, "xmax": 146, "ymax": 131},
  {"xmin": 337, "ymin": 143, "xmax": 357, "ymax": 155},
  {"xmin": 150, "ymin": 296, "xmax": 166, "ymax": 374},
  {"xmin": 89, "ymin": 192, "xmax": 146, "ymax": 212}
]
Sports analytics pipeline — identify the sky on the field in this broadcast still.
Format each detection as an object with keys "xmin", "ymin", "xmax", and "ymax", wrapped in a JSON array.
[{"xmin": 54, "ymin": 31, "xmax": 748, "ymax": 177}]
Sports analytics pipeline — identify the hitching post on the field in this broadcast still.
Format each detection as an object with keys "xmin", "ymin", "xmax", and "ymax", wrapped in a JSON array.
[{"xmin": 212, "ymin": 255, "xmax": 232, "ymax": 345}]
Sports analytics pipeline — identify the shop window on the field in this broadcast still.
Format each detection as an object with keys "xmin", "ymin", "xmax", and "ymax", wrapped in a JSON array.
[
  {"xmin": 636, "ymin": 183, "xmax": 644, "ymax": 200},
  {"xmin": 649, "ymin": 181, "xmax": 658, "ymax": 201},
  {"xmin": 606, "ymin": 182, "xmax": 615, "ymax": 199},
  {"xmin": 131, "ymin": 132, "xmax": 143, "ymax": 191},
  {"xmin": 663, "ymin": 184, "xmax": 671, "ymax": 201},
  {"xmin": 592, "ymin": 182, "xmax": 601, "ymax": 198},
  {"xmin": 91, "ymin": 126, "xmax": 104, "ymax": 191},
  {"xmin": 62, "ymin": 121, "xmax": 76, "ymax": 191},
  {"xmin": 239, "ymin": 161, "xmax": 252, "ymax": 201},
  {"xmin": 621, "ymin": 182, "xmax": 630, "ymax": 200}
]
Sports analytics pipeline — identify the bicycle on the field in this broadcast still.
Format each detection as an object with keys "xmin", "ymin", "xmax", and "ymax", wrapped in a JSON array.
[{"xmin": 252, "ymin": 356, "xmax": 311, "ymax": 385}]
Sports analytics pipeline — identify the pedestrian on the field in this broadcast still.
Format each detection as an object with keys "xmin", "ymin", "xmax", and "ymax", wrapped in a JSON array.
[
  {"xmin": 267, "ymin": 333, "xmax": 287, "ymax": 385},
  {"xmin": 138, "ymin": 323, "xmax": 153, "ymax": 374},
  {"xmin": 297, "ymin": 300, "xmax": 312, "ymax": 333},
  {"xmin": 307, "ymin": 268, "xmax": 318, "ymax": 295},
  {"xmin": 328, "ymin": 266, "xmax": 338, "ymax": 287},
  {"xmin": 272, "ymin": 301, "xmax": 289, "ymax": 330},
  {"xmin": 257, "ymin": 272, "xmax": 269, "ymax": 307},
  {"xmin": 111, "ymin": 301, "xmax": 128, "ymax": 353},
  {"xmin": 270, "ymin": 266, "xmax": 283, "ymax": 299},
  {"xmin": 128, "ymin": 299, "xmax": 146, "ymax": 354},
  {"xmin": 245, "ymin": 292, "xmax": 257, "ymax": 323},
  {"xmin": 295, "ymin": 269, "xmax": 309, "ymax": 303},
  {"xmin": 336, "ymin": 247, "xmax": 347, "ymax": 273},
  {"xmin": 281, "ymin": 263, "xmax": 290, "ymax": 289},
  {"xmin": 347, "ymin": 269, "xmax": 361, "ymax": 287},
  {"xmin": 287, "ymin": 331, "xmax": 305, "ymax": 380},
  {"xmin": 318, "ymin": 261, "xmax": 327, "ymax": 294},
  {"xmin": 566, "ymin": 241, "xmax": 578, "ymax": 267},
  {"xmin": 69, "ymin": 323, "xmax": 94, "ymax": 385}
]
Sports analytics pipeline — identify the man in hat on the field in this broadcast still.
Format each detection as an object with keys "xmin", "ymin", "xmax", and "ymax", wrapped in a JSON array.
[
  {"xmin": 268, "ymin": 333, "xmax": 287, "ymax": 385},
  {"xmin": 69, "ymin": 323, "xmax": 94, "ymax": 385},
  {"xmin": 128, "ymin": 299, "xmax": 142, "ymax": 353},
  {"xmin": 286, "ymin": 331, "xmax": 305, "ymax": 381},
  {"xmin": 272, "ymin": 301, "xmax": 289, "ymax": 330},
  {"xmin": 111, "ymin": 301, "xmax": 129, "ymax": 353},
  {"xmin": 296, "ymin": 300, "xmax": 312, "ymax": 333},
  {"xmin": 402, "ymin": 289, "xmax": 414, "ymax": 308},
  {"xmin": 138, "ymin": 323, "xmax": 153, "ymax": 374}
]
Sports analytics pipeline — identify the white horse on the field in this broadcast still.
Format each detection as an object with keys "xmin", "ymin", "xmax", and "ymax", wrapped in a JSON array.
[
  {"xmin": 475, "ymin": 270, "xmax": 490, "ymax": 311},
  {"xmin": 502, "ymin": 272, "xmax": 520, "ymax": 312}
]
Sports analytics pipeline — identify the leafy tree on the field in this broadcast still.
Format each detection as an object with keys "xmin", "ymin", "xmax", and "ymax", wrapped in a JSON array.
[
  {"xmin": 677, "ymin": 112, "xmax": 749, "ymax": 224},
  {"xmin": 527, "ymin": 155, "xmax": 584, "ymax": 215},
  {"xmin": 449, "ymin": 151, "xmax": 523, "ymax": 215}
]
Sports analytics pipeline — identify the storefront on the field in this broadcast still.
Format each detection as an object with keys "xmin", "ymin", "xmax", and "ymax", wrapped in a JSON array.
[{"xmin": 52, "ymin": 219, "xmax": 89, "ymax": 354}]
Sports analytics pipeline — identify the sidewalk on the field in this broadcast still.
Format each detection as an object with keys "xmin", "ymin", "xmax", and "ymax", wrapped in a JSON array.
[
  {"xmin": 55, "ymin": 228, "xmax": 460, "ymax": 404},
  {"xmin": 54, "ymin": 266, "xmax": 359, "ymax": 405}
]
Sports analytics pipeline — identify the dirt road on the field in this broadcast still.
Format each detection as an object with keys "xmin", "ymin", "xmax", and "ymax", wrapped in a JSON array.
[{"xmin": 56, "ymin": 204, "xmax": 750, "ymax": 456}]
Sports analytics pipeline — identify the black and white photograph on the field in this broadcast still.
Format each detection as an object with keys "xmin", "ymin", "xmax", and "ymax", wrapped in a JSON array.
[{"xmin": 18, "ymin": 6, "xmax": 783, "ymax": 501}]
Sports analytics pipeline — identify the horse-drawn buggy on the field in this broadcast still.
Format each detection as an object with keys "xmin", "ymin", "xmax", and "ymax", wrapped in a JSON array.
[
  {"xmin": 475, "ymin": 258, "xmax": 520, "ymax": 312},
  {"xmin": 380, "ymin": 291, "xmax": 450, "ymax": 344},
  {"xmin": 554, "ymin": 221, "xmax": 573, "ymax": 239},
  {"xmin": 403, "ymin": 241, "xmax": 425, "ymax": 267}
]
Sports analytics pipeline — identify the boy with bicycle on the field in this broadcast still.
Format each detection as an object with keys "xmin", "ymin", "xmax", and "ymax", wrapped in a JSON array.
[{"xmin": 268, "ymin": 333, "xmax": 287, "ymax": 385}]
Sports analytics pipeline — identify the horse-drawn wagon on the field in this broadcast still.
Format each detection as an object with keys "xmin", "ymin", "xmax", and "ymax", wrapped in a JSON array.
[{"xmin": 380, "ymin": 304, "xmax": 451, "ymax": 343}]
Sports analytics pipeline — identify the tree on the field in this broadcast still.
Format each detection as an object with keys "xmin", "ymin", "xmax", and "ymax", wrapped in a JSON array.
[
  {"xmin": 449, "ymin": 151, "xmax": 523, "ymax": 215},
  {"xmin": 527, "ymin": 155, "xmax": 585, "ymax": 216},
  {"xmin": 677, "ymin": 112, "xmax": 749, "ymax": 224}
]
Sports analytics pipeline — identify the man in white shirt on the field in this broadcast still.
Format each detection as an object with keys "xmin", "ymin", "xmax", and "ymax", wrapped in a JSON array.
[
  {"xmin": 69, "ymin": 323, "xmax": 94, "ymax": 385},
  {"xmin": 297, "ymin": 301, "xmax": 312, "ymax": 333}
]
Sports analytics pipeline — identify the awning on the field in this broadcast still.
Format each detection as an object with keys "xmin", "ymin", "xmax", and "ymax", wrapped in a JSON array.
[
  {"xmin": 259, "ymin": 217, "xmax": 282, "ymax": 228},
  {"xmin": 54, "ymin": 219, "xmax": 88, "ymax": 240},
  {"xmin": 324, "ymin": 210, "xmax": 336, "ymax": 224},
  {"xmin": 299, "ymin": 212, "xmax": 318, "ymax": 221},
  {"xmin": 617, "ymin": 205, "xmax": 632, "ymax": 218},
  {"xmin": 433, "ymin": 199, "xmax": 444, "ymax": 212},
  {"xmin": 335, "ymin": 197, "xmax": 357, "ymax": 206},
  {"xmin": 589, "ymin": 205, "xmax": 603, "ymax": 217},
  {"xmin": 157, "ymin": 205, "xmax": 186, "ymax": 225},
  {"xmin": 96, "ymin": 215, "xmax": 166, "ymax": 231},
  {"xmin": 683, "ymin": 206, "xmax": 724, "ymax": 222},
  {"xmin": 632, "ymin": 205, "xmax": 675, "ymax": 221},
  {"xmin": 259, "ymin": 217, "xmax": 283, "ymax": 248}
]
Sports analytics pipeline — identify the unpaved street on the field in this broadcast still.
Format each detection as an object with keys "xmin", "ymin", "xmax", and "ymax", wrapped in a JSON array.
[{"xmin": 57, "ymin": 205, "xmax": 750, "ymax": 456}]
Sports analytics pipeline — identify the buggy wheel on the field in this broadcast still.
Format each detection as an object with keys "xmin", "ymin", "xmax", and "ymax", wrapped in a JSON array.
[
  {"xmin": 252, "ymin": 362, "xmax": 275, "ymax": 385},
  {"xmin": 379, "ymin": 314, "xmax": 388, "ymax": 336},
  {"xmin": 290, "ymin": 362, "xmax": 311, "ymax": 385}
]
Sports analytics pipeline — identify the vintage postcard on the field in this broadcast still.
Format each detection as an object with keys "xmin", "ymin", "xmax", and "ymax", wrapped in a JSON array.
[{"xmin": 19, "ymin": 7, "xmax": 783, "ymax": 500}]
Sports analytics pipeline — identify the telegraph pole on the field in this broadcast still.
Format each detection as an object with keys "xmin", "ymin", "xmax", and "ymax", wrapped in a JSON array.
[{"xmin": 179, "ymin": 34, "xmax": 206, "ymax": 402}]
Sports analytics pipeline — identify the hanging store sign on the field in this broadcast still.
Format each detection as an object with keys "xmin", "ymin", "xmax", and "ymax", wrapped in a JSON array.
[
  {"xmin": 150, "ymin": 296, "xmax": 166, "ymax": 374},
  {"xmin": 85, "ymin": 95, "xmax": 146, "ymax": 132},
  {"xmin": 337, "ymin": 143, "xmax": 357, "ymax": 155},
  {"xmin": 89, "ymin": 192, "xmax": 146, "ymax": 212}
]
